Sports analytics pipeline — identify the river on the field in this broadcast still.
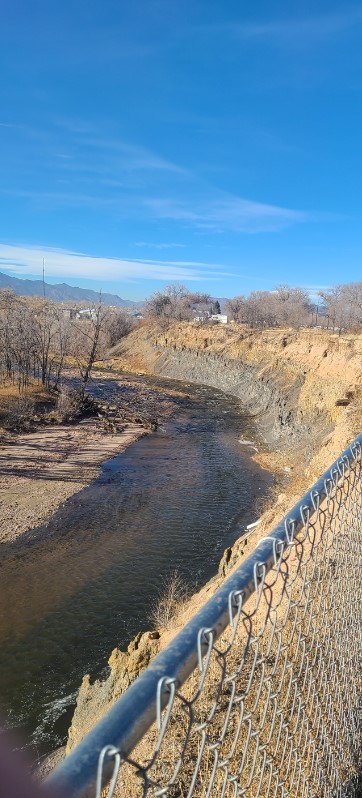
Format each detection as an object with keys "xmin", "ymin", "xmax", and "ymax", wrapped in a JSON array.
[{"xmin": 0, "ymin": 375, "xmax": 272, "ymax": 760}]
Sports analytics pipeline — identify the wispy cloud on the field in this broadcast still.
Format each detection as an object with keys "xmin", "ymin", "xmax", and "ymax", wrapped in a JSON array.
[
  {"xmin": 145, "ymin": 194, "xmax": 308, "ymax": 233},
  {"xmin": 74, "ymin": 135, "xmax": 186, "ymax": 175},
  {"xmin": 54, "ymin": 120, "xmax": 186, "ymax": 175},
  {"xmin": 1, "ymin": 117, "xmax": 315, "ymax": 234},
  {"xmin": 135, "ymin": 242, "xmax": 186, "ymax": 249},
  {"xmin": 0, "ymin": 184, "xmax": 310, "ymax": 234},
  {"xmin": 1, "ymin": 119, "xmax": 187, "ymax": 204},
  {"xmin": 0, "ymin": 243, "xmax": 231, "ymax": 283},
  {"xmin": 208, "ymin": 10, "xmax": 362, "ymax": 48},
  {"xmin": 0, "ymin": 188, "xmax": 118, "ymax": 208}
]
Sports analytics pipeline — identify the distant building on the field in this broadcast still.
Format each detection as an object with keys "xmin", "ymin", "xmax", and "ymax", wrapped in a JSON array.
[
  {"xmin": 127, "ymin": 310, "xmax": 144, "ymax": 319},
  {"xmin": 76, "ymin": 308, "xmax": 97, "ymax": 321},
  {"xmin": 210, "ymin": 314, "xmax": 228, "ymax": 324},
  {"xmin": 193, "ymin": 312, "xmax": 228, "ymax": 324}
]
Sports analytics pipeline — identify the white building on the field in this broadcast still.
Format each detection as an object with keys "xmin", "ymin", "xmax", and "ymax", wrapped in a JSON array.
[{"xmin": 210, "ymin": 314, "xmax": 228, "ymax": 324}]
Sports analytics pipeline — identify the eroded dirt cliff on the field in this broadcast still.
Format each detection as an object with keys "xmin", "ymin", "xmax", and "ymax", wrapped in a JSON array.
[{"xmin": 110, "ymin": 322, "xmax": 362, "ymax": 477}]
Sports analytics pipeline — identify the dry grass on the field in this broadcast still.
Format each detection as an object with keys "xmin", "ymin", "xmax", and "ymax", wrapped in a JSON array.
[
  {"xmin": 150, "ymin": 571, "xmax": 191, "ymax": 631},
  {"xmin": 2, "ymin": 394, "xmax": 36, "ymax": 432},
  {"xmin": 0, "ymin": 381, "xmax": 55, "ymax": 435}
]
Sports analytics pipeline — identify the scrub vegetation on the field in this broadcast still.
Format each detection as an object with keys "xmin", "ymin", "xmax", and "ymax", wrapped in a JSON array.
[{"xmin": 0, "ymin": 289, "xmax": 134, "ymax": 432}]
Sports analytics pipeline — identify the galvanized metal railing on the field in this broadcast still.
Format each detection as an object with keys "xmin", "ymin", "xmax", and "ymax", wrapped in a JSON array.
[{"xmin": 46, "ymin": 434, "xmax": 362, "ymax": 798}]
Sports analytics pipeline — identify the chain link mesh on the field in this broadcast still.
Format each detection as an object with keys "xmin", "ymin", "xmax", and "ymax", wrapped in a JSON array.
[{"xmin": 59, "ymin": 441, "xmax": 362, "ymax": 798}]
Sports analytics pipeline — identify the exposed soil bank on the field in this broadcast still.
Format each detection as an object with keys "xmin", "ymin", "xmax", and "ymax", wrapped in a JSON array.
[
  {"xmin": 64, "ymin": 323, "xmax": 362, "ymax": 758},
  {"xmin": 111, "ymin": 322, "xmax": 362, "ymax": 482}
]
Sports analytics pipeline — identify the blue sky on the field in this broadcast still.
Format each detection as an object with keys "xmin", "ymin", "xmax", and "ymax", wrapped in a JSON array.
[{"xmin": 0, "ymin": 0, "xmax": 361, "ymax": 300}]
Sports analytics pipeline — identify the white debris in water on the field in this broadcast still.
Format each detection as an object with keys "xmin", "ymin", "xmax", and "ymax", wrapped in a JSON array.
[{"xmin": 238, "ymin": 439, "xmax": 259, "ymax": 452}]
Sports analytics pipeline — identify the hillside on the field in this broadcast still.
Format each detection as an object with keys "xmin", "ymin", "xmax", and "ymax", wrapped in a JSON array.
[{"xmin": 0, "ymin": 271, "xmax": 139, "ymax": 307}]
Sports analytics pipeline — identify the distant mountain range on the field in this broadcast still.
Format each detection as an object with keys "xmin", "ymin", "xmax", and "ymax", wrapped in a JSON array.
[{"xmin": 0, "ymin": 271, "xmax": 140, "ymax": 307}]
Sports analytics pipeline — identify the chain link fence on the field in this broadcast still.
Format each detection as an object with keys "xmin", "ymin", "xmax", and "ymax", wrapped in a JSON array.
[{"xmin": 47, "ymin": 435, "xmax": 362, "ymax": 798}]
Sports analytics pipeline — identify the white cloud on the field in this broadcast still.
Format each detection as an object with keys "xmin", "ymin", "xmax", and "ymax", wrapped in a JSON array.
[
  {"xmin": 0, "ymin": 243, "xmax": 230, "ymax": 283},
  {"xmin": 145, "ymin": 195, "xmax": 307, "ymax": 233}
]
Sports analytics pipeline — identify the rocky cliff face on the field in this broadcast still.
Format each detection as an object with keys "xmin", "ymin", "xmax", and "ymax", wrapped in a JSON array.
[
  {"xmin": 67, "ymin": 323, "xmax": 362, "ymax": 753},
  {"xmin": 66, "ymin": 631, "xmax": 160, "ymax": 754},
  {"xmin": 112, "ymin": 324, "xmax": 309, "ymax": 447},
  {"xmin": 111, "ymin": 322, "xmax": 362, "ymax": 454},
  {"xmin": 153, "ymin": 345, "xmax": 306, "ymax": 446}
]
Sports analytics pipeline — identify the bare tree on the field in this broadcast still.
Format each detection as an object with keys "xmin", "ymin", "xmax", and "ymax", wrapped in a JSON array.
[
  {"xmin": 319, "ymin": 282, "xmax": 362, "ymax": 332},
  {"xmin": 106, "ymin": 310, "xmax": 135, "ymax": 347},
  {"xmin": 33, "ymin": 300, "xmax": 58, "ymax": 387},
  {"xmin": 51, "ymin": 307, "xmax": 73, "ymax": 388},
  {"xmin": 0, "ymin": 291, "xmax": 38, "ymax": 390},
  {"xmin": 226, "ymin": 286, "xmax": 311, "ymax": 329},
  {"xmin": 146, "ymin": 291, "xmax": 172, "ymax": 324},
  {"xmin": 345, "ymin": 282, "xmax": 362, "ymax": 328},
  {"xmin": 272, "ymin": 285, "xmax": 311, "ymax": 328},
  {"xmin": 318, "ymin": 287, "xmax": 344, "ymax": 331},
  {"xmin": 146, "ymin": 284, "xmax": 207, "ymax": 325},
  {"xmin": 242, "ymin": 291, "xmax": 274, "ymax": 327},
  {"xmin": 71, "ymin": 299, "xmax": 109, "ymax": 397}
]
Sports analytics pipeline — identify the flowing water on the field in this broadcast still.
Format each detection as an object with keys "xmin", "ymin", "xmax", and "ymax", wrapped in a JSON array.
[{"xmin": 0, "ymin": 375, "xmax": 272, "ymax": 759}]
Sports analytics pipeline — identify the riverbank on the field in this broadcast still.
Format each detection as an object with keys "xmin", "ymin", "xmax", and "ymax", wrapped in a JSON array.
[
  {"xmin": 0, "ymin": 371, "xmax": 191, "ymax": 548},
  {"xmin": 0, "ymin": 417, "xmax": 147, "ymax": 546}
]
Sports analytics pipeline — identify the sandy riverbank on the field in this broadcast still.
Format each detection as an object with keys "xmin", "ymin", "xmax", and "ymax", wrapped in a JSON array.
[{"xmin": 0, "ymin": 418, "xmax": 147, "ymax": 546}]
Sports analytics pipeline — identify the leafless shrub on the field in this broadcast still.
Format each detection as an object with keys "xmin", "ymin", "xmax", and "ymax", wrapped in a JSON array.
[
  {"xmin": 3, "ymin": 396, "xmax": 35, "ymax": 432},
  {"xmin": 150, "ymin": 571, "xmax": 190, "ymax": 630},
  {"xmin": 225, "ymin": 295, "xmax": 245, "ymax": 322},
  {"xmin": 56, "ymin": 387, "xmax": 84, "ymax": 421},
  {"xmin": 106, "ymin": 311, "xmax": 135, "ymax": 346}
]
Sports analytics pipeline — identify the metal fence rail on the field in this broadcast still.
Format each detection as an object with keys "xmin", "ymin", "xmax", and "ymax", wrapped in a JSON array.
[{"xmin": 46, "ymin": 434, "xmax": 362, "ymax": 798}]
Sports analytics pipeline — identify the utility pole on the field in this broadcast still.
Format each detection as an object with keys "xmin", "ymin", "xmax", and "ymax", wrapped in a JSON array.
[{"xmin": 42, "ymin": 258, "xmax": 46, "ymax": 301}]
